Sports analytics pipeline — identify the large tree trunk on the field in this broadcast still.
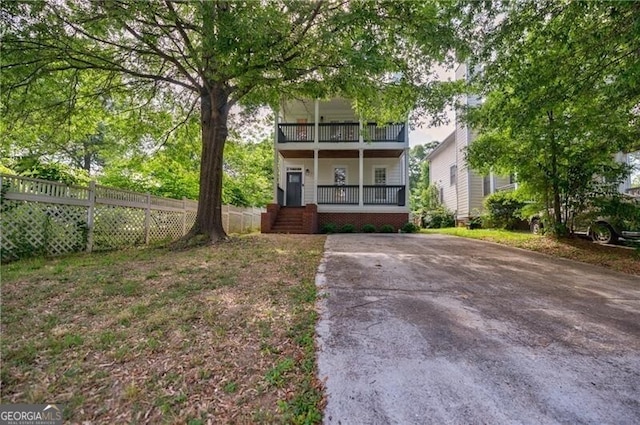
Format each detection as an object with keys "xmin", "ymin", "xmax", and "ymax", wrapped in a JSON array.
[{"xmin": 186, "ymin": 84, "xmax": 229, "ymax": 243}]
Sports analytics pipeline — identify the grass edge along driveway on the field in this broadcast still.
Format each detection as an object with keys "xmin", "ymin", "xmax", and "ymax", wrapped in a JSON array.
[
  {"xmin": 1, "ymin": 234, "xmax": 326, "ymax": 424},
  {"xmin": 422, "ymin": 228, "xmax": 640, "ymax": 276}
]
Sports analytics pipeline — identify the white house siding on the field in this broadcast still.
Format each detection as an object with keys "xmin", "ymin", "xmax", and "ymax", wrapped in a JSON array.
[
  {"xmin": 363, "ymin": 158, "xmax": 402, "ymax": 185},
  {"xmin": 428, "ymin": 137, "xmax": 457, "ymax": 213},
  {"xmin": 468, "ymin": 171, "xmax": 486, "ymax": 216},
  {"xmin": 317, "ymin": 159, "xmax": 360, "ymax": 186},
  {"xmin": 455, "ymin": 124, "xmax": 470, "ymax": 219}
]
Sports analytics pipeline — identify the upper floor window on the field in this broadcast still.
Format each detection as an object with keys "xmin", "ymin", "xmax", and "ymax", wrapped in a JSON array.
[{"xmin": 450, "ymin": 165, "xmax": 457, "ymax": 186}]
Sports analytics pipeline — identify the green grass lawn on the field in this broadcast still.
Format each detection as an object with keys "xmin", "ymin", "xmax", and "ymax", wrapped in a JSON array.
[
  {"xmin": 423, "ymin": 227, "xmax": 640, "ymax": 275},
  {"xmin": 1, "ymin": 234, "xmax": 326, "ymax": 424}
]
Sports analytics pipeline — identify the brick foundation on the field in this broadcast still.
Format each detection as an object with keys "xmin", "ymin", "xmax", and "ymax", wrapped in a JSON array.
[
  {"xmin": 302, "ymin": 204, "xmax": 318, "ymax": 234},
  {"xmin": 318, "ymin": 212, "xmax": 409, "ymax": 232},
  {"xmin": 261, "ymin": 203, "xmax": 280, "ymax": 233}
]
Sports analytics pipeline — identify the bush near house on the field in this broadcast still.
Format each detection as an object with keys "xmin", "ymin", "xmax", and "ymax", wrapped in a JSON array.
[
  {"xmin": 340, "ymin": 224, "xmax": 356, "ymax": 233},
  {"xmin": 361, "ymin": 224, "xmax": 376, "ymax": 233},
  {"xmin": 320, "ymin": 223, "xmax": 337, "ymax": 234},
  {"xmin": 379, "ymin": 224, "xmax": 395, "ymax": 233},
  {"xmin": 401, "ymin": 222, "xmax": 419, "ymax": 233},
  {"xmin": 483, "ymin": 191, "xmax": 527, "ymax": 230},
  {"xmin": 421, "ymin": 206, "xmax": 455, "ymax": 229}
]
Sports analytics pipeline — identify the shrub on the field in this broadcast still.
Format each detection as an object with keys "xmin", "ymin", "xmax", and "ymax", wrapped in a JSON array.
[
  {"xmin": 361, "ymin": 223, "xmax": 376, "ymax": 233},
  {"xmin": 340, "ymin": 223, "xmax": 355, "ymax": 233},
  {"xmin": 467, "ymin": 215, "xmax": 483, "ymax": 229},
  {"xmin": 401, "ymin": 222, "xmax": 419, "ymax": 233},
  {"xmin": 320, "ymin": 222, "xmax": 337, "ymax": 234},
  {"xmin": 422, "ymin": 206, "xmax": 455, "ymax": 228},
  {"xmin": 379, "ymin": 224, "xmax": 394, "ymax": 233},
  {"xmin": 483, "ymin": 190, "xmax": 526, "ymax": 229}
]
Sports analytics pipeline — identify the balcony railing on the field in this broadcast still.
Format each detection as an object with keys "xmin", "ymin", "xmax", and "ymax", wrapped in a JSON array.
[
  {"xmin": 363, "ymin": 186, "xmax": 405, "ymax": 206},
  {"xmin": 316, "ymin": 185, "xmax": 405, "ymax": 205},
  {"xmin": 318, "ymin": 123, "xmax": 359, "ymax": 142},
  {"xmin": 278, "ymin": 123, "xmax": 314, "ymax": 143},
  {"xmin": 496, "ymin": 183, "xmax": 517, "ymax": 192},
  {"xmin": 317, "ymin": 185, "xmax": 359, "ymax": 204},
  {"xmin": 363, "ymin": 123, "xmax": 405, "ymax": 143},
  {"xmin": 277, "ymin": 122, "xmax": 405, "ymax": 143},
  {"xmin": 627, "ymin": 186, "xmax": 640, "ymax": 196}
]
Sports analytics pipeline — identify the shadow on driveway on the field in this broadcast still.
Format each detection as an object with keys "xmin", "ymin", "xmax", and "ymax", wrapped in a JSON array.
[{"xmin": 316, "ymin": 234, "xmax": 640, "ymax": 425}]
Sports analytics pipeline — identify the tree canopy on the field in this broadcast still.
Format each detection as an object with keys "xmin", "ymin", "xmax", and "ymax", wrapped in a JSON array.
[
  {"xmin": 2, "ymin": 0, "xmax": 462, "ymax": 242},
  {"xmin": 458, "ymin": 0, "xmax": 640, "ymax": 234}
]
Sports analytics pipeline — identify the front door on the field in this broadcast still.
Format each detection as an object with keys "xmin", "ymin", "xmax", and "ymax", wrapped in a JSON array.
[{"xmin": 286, "ymin": 172, "xmax": 302, "ymax": 206}]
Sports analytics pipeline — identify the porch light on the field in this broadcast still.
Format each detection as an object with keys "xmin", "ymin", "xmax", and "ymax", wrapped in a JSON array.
[{"xmin": 305, "ymin": 168, "xmax": 311, "ymax": 176}]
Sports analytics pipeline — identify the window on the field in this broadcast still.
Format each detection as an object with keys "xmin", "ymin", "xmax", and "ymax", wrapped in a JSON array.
[
  {"xmin": 450, "ymin": 165, "xmax": 457, "ymax": 186},
  {"xmin": 439, "ymin": 187, "xmax": 444, "ymax": 204},
  {"xmin": 509, "ymin": 173, "xmax": 516, "ymax": 185},
  {"xmin": 374, "ymin": 167, "xmax": 387, "ymax": 200},
  {"xmin": 334, "ymin": 167, "xmax": 346, "ymax": 185},
  {"xmin": 374, "ymin": 168, "xmax": 387, "ymax": 185},
  {"xmin": 483, "ymin": 175, "xmax": 491, "ymax": 196}
]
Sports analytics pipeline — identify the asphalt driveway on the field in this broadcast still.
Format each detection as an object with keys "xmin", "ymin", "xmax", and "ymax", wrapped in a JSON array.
[{"xmin": 315, "ymin": 234, "xmax": 640, "ymax": 425}]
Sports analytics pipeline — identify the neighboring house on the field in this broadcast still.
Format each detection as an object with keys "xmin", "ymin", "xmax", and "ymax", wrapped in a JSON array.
[
  {"xmin": 261, "ymin": 97, "xmax": 410, "ymax": 233},
  {"xmin": 427, "ymin": 63, "xmax": 512, "ymax": 224},
  {"xmin": 429, "ymin": 64, "xmax": 638, "ymax": 225}
]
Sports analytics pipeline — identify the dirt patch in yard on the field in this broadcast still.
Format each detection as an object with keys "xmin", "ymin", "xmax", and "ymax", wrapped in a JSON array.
[{"xmin": 1, "ymin": 234, "xmax": 326, "ymax": 424}]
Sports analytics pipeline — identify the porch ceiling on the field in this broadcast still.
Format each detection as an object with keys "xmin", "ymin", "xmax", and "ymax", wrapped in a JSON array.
[
  {"xmin": 280, "ymin": 149, "xmax": 404, "ymax": 159},
  {"xmin": 280, "ymin": 150, "xmax": 314, "ymax": 158}
]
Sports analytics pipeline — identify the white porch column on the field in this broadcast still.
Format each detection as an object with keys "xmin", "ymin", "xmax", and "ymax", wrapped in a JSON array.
[
  {"xmin": 313, "ymin": 149, "xmax": 318, "ymax": 204},
  {"xmin": 359, "ymin": 148, "xmax": 364, "ymax": 206},
  {"xmin": 273, "ymin": 109, "xmax": 279, "ymax": 203},
  {"xmin": 404, "ymin": 149, "xmax": 410, "ymax": 207},
  {"xmin": 359, "ymin": 119, "xmax": 364, "ymax": 144},
  {"xmin": 314, "ymin": 99, "xmax": 319, "ymax": 145}
]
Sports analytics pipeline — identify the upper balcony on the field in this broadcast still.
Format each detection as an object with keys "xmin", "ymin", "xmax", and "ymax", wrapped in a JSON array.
[
  {"xmin": 277, "ymin": 98, "xmax": 408, "ymax": 149},
  {"xmin": 277, "ymin": 122, "xmax": 405, "ymax": 144}
]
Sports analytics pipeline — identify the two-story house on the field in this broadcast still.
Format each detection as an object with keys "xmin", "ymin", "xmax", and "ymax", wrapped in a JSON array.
[
  {"xmin": 427, "ymin": 64, "xmax": 513, "ymax": 224},
  {"xmin": 261, "ymin": 98, "xmax": 410, "ymax": 233}
]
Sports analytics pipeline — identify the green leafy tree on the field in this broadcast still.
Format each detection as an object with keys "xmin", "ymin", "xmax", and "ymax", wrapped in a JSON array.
[
  {"xmin": 2, "ymin": 1, "xmax": 461, "ymax": 243},
  {"xmin": 460, "ymin": 0, "xmax": 640, "ymax": 235},
  {"xmin": 409, "ymin": 142, "xmax": 439, "ymax": 190}
]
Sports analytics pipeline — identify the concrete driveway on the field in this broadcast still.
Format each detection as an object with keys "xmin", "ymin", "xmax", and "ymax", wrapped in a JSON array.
[{"xmin": 315, "ymin": 234, "xmax": 640, "ymax": 425}]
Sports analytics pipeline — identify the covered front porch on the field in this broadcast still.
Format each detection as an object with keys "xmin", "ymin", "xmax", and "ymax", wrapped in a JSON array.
[{"xmin": 274, "ymin": 149, "xmax": 409, "ymax": 211}]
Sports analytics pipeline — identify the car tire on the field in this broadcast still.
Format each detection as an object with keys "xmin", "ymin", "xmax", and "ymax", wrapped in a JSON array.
[
  {"xmin": 530, "ymin": 218, "xmax": 543, "ymax": 235},
  {"xmin": 591, "ymin": 223, "xmax": 618, "ymax": 244}
]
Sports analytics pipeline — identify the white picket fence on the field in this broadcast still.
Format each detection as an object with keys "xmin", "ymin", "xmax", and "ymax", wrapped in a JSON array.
[{"xmin": 0, "ymin": 174, "xmax": 263, "ymax": 261}]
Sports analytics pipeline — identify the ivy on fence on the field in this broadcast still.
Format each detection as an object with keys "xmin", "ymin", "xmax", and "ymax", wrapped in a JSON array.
[{"xmin": 0, "ymin": 174, "xmax": 263, "ymax": 261}]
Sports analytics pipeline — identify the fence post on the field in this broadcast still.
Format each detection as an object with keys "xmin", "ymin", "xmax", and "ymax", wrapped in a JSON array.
[
  {"xmin": 182, "ymin": 197, "xmax": 187, "ymax": 236},
  {"xmin": 86, "ymin": 181, "xmax": 96, "ymax": 253},
  {"xmin": 144, "ymin": 192, "xmax": 151, "ymax": 245}
]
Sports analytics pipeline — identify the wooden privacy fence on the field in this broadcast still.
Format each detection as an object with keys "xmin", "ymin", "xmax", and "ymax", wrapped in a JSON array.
[{"xmin": 0, "ymin": 174, "xmax": 263, "ymax": 261}]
